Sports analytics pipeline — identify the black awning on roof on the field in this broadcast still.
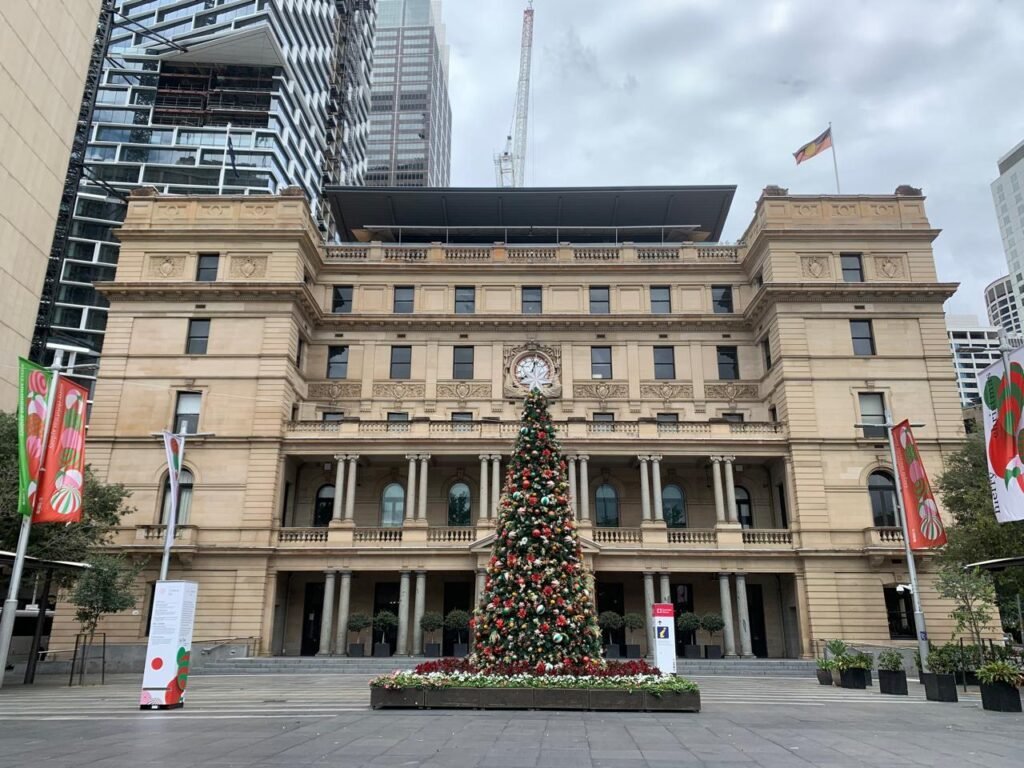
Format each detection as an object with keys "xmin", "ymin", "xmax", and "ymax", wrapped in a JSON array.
[{"xmin": 326, "ymin": 185, "xmax": 736, "ymax": 244}]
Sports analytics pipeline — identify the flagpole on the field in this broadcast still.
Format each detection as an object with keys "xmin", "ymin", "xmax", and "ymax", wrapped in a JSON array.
[
  {"xmin": 159, "ymin": 432, "xmax": 183, "ymax": 582},
  {"xmin": 829, "ymin": 121, "xmax": 841, "ymax": 194},
  {"xmin": 218, "ymin": 122, "xmax": 231, "ymax": 195}
]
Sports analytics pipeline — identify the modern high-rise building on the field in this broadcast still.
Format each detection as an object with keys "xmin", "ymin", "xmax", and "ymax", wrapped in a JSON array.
[
  {"xmin": 32, "ymin": 0, "xmax": 377, "ymax": 386},
  {"xmin": 0, "ymin": 0, "xmax": 105, "ymax": 408},
  {"xmin": 992, "ymin": 139, "xmax": 1024, "ymax": 324},
  {"xmin": 366, "ymin": 0, "xmax": 451, "ymax": 186},
  {"xmin": 945, "ymin": 315, "xmax": 1003, "ymax": 406},
  {"xmin": 984, "ymin": 274, "xmax": 1023, "ymax": 337}
]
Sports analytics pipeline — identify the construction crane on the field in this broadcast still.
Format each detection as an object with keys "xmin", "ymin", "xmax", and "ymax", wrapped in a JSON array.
[{"xmin": 494, "ymin": 1, "xmax": 534, "ymax": 187}]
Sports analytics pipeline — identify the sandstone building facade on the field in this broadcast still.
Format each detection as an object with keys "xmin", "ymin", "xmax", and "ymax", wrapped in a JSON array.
[{"xmin": 52, "ymin": 184, "xmax": 968, "ymax": 659}]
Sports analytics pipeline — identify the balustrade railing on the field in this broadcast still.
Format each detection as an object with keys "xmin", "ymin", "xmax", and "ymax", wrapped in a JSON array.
[
  {"xmin": 278, "ymin": 528, "xmax": 328, "ymax": 543},
  {"xmin": 354, "ymin": 527, "xmax": 404, "ymax": 543},
  {"xmin": 426, "ymin": 527, "xmax": 476, "ymax": 543},
  {"xmin": 592, "ymin": 527, "xmax": 643, "ymax": 544},
  {"xmin": 741, "ymin": 529, "xmax": 793, "ymax": 545},
  {"xmin": 668, "ymin": 528, "xmax": 717, "ymax": 545}
]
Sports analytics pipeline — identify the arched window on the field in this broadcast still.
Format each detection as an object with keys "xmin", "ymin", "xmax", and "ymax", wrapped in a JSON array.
[
  {"xmin": 663, "ymin": 484, "xmax": 686, "ymax": 528},
  {"xmin": 868, "ymin": 471, "xmax": 898, "ymax": 527},
  {"xmin": 161, "ymin": 468, "xmax": 194, "ymax": 525},
  {"xmin": 448, "ymin": 482, "xmax": 471, "ymax": 526},
  {"xmin": 735, "ymin": 486, "xmax": 753, "ymax": 529},
  {"xmin": 595, "ymin": 483, "xmax": 619, "ymax": 528},
  {"xmin": 313, "ymin": 484, "xmax": 334, "ymax": 527},
  {"xmin": 381, "ymin": 482, "xmax": 405, "ymax": 527}
]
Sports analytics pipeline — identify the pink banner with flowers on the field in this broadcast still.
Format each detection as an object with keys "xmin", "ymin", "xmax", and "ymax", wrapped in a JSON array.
[
  {"xmin": 33, "ymin": 378, "xmax": 89, "ymax": 524},
  {"xmin": 892, "ymin": 419, "xmax": 947, "ymax": 550},
  {"xmin": 17, "ymin": 359, "xmax": 53, "ymax": 518}
]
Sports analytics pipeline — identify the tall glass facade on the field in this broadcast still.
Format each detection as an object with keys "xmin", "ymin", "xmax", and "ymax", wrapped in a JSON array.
[{"xmin": 367, "ymin": 0, "xmax": 450, "ymax": 187}]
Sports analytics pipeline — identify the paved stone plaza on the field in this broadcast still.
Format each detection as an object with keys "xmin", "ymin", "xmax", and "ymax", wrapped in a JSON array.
[{"xmin": 0, "ymin": 674, "xmax": 1017, "ymax": 768}]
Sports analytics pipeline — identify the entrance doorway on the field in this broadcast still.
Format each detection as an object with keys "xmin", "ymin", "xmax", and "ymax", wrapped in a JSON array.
[
  {"xmin": 373, "ymin": 582, "xmax": 400, "ymax": 655},
  {"xmin": 300, "ymin": 581, "xmax": 324, "ymax": 656},
  {"xmin": 670, "ymin": 581, "xmax": 695, "ymax": 655},
  {"xmin": 747, "ymin": 583, "xmax": 768, "ymax": 657},
  {"xmin": 595, "ymin": 581, "xmax": 625, "ymax": 649},
  {"xmin": 442, "ymin": 581, "xmax": 472, "ymax": 656}
]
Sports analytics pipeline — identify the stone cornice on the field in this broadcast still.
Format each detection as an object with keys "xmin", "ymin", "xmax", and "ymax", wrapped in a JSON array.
[{"xmin": 744, "ymin": 281, "xmax": 958, "ymax": 326}]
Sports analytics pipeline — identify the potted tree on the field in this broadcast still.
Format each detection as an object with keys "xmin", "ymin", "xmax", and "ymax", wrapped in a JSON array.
[
  {"xmin": 837, "ymin": 652, "xmax": 871, "ymax": 689},
  {"xmin": 346, "ymin": 612, "xmax": 372, "ymax": 657},
  {"xmin": 419, "ymin": 611, "xmax": 444, "ymax": 657},
  {"xmin": 445, "ymin": 609, "xmax": 471, "ymax": 657},
  {"xmin": 922, "ymin": 645, "xmax": 958, "ymax": 702},
  {"xmin": 816, "ymin": 657, "xmax": 836, "ymax": 686},
  {"xmin": 825, "ymin": 639, "xmax": 848, "ymax": 685},
  {"xmin": 598, "ymin": 611, "xmax": 624, "ymax": 659},
  {"xmin": 701, "ymin": 613, "xmax": 725, "ymax": 659},
  {"xmin": 373, "ymin": 610, "xmax": 398, "ymax": 657},
  {"xmin": 977, "ymin": 661, "xmax": 1024, "ymax": 712},
  {"xmin": 877, "ymin": 649, "xmax": 908, "ymax": 695},
  {"xmin": 622, "ymin": 613, "xmax": 645, "ymax": 659},
  {"xmin": 676, "ymin": 612, "xmax": 702, "ymax": 659}
]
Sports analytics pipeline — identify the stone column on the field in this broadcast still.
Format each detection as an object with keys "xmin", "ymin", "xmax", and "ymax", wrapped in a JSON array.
[
  {"xmin": 491, "ymin": 455, "xmax": 501, "ymax": 517},
  {"xmin": 417, "ymin": 455, "xmax": 429, "ymax": 521},
  {"xmin": 783, "ymin": 455, "xmax": 799, "ymax": 527},
  {"xmin": 405, "ymin": 455, "xmax": 418, "ymax": 522},
  {"xmin": 397, "ymin": 571, "xmax": 411, "ymax": 655},
  {"xmin": 335, "ymin": 570, "xmax": 352, "ymax": 655},
  {"xmin": 794, "ymin": 571, "xmax": 814, "ymax": 658},
  {"xmin": 659, "ymin": 573, "xmax": 671, "ymax": 604},
  {"xmin": 344, "ymin": 455, "xmax": 358, "ymax": 521},
  {"xmin": 412, "ymin": 571, "xmax": 426, "ymax": 656},
  {"xmin": 331, "ymin": 456, "xmax": 346, "ymax": 521},
  {"xmin": 475, "ymin": 568, "xmax": 487, "ymax": 606},
  {"xmin": 651, "ymin": 456, "xmax": 664, "ymax": 522},
  {"xmin": 578, "ymin": 455, "xmax": 591, "ymax": 522},
  {"xmin": 639, "ymin": 456, "xmax": 652, "ymax": 521},
  {"xmin": 567, "ymin": 455, "xmax": 578, "ymax": 513},
  {"xmin": 718, "ymin": 573, "xmax": 737, "ymax": 657},
  {"xmin": 723, "ymin": 456, "xmax": 738, "ymax": 524},
  {"xmin": 478, "ymin": 454, "xmax": 490, "ymax": 521},
  {"xmin": 317, "ymin": 571, "xmax": 336, "ymax": 655},
  {"xmin": 710, "ymin": 457, "xmax": 725, "ymax": 523},
  {"xmin": 735, "ymin": 573, "xmax": 754, "ymax": 658},
  {"xmin": 643, "ymin": 572, "xmax": 656, "ymax": 657}
]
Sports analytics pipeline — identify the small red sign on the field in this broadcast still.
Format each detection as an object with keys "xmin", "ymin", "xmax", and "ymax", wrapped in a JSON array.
[{"xmin": 652, "ymin": 603, "xmax": 674, "ymax": 618}]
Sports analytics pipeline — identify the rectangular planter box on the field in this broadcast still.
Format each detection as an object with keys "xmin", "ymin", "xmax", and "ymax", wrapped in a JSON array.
[
  {"xmin": 588, "ymin": 689, "xmax": 644, "ymax": 711},
  {"xmin": 348, "ymin": 644, "xmax": 365, "ymax": 657},
  {"xmin": 878, "ymin": 670, "xmax": 908, "ymax": 696},
  {"xmin": 643, "ymin": 691, "xmax": 701, "ymax": 712},
  {"xmin": 424, "ymin": 688, "xmax": 482, "ymax": 708},
  {"xmin": 625, "ymin": 644, "xmax": 642, "ymax": 659},
  {"xmin": 604, "ymin": 644, "xmax": 621, "ymax": 659},
  {"xmin": 371, "ymin": 687, "xmax": 425, "ymax": 709},
  {"xmin": 816, "ymin": 669, "xmax": 833, "ymax": 686},
  {"xmin": 424, "ymin": 643, "xmax": 441, "ymax": 658},
  {"xmin": 480, "ymin": 688, "xmax": 536, "ymax": 709},
  {"xmin": 373, "ymin": 643, "xmax": 392, "ymax": 658},
  {"xmin": 683, "ymin": 645, "xmax": 702, "ymax": 659},
  {"xmin": 705, "ymin": 645, "xmax": 723, "ymax": 659},
  {"xmin": 531, "ymin": 689, "xmax": 591, "ymax": 710},
  {"xmin": 840, "ymin": 669, "xmax": 867, "ymax": 689},
  {"xmin": 452, "ymin": 643, "xmax": 469, "ymax": 658},
  {"xmin": 981, "ymin": 682, "xmax": 1023, "ymax": 712},
  {"xmin": 923, "ymin": 673, "xmax": 958, "ymax": 702}
]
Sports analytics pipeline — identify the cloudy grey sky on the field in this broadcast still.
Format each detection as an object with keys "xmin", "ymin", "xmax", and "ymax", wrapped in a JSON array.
[{"xmin": 441, "ymin": 0, "xmax": 1024, "ymax": 319}]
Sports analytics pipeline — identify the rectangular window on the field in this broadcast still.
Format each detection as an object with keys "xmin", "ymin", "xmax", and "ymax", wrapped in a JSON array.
[
  {"xmin": 590, "ymin": 346, "xmax": 612, "ymax": 379},
  {"xmin": 841, "ymin": 253, "xmax": 864, "ymax": 282},
  {"xmin": 653, "ymin": 346, "xmax": 675, "ymax": 379},
  {"xmin": 589, "ymin": 286, "xmax": 610, "ymax": 314},
  {"xmin": 452, "ymin": 346, "xmax": 474, "ymax": 379},
  {"xmin": 390, "ymin": 345, "xmax": 412, "ymax": 379},
  {"xmin": 387, "ymin": 411, "xmax": 409, "ymax": 422},
  {"xmin": 721, "ymin": 413, "xmax": 745, "ymax": 423},
  {"xmin": 883, "ymin": 586, "xmax": 917, "ymax": 639},
  {"xmin": 327, "ymin": 346, "xmax": 349, "ymax": 379},
  {"xmin": 185, "ymin": 319, "xmax": 209, "ymax": 354},
  {"xmin": 769, "ymin": 405, "xmax": 779, "ymax": 422},
  {"xmin": 196, "ymin": 253, "xmax": 219, "ymax": 281},
  {"xmin": 762, "ymin": 339, "xmax": 773, "ymax": 370},
  {"xmin": 711, "ymin": 286, "xmax": 734, "ymax": 314},
  {"xmin": 322, "ymin": 412, "xmax": 344, "ymax": 422},
  {"xmin": 393, "ymin": 286, "xmax": 414, "ymax": 313},
  {"xmin": 656, "ymin": 413, "xmax": 679, "ymax": 423},
  {"xmin": 859, "ymin": 392, "xmax": 886, "ymax": 438},
  {"xmin": 451, "ymin": 412, "xmax": 473, "ymax": 421},
  {"xmin": 716, "ymin": 346, "xmax": 739, "ymax": 380},
  {"xmin": 332, "ymin": 285, "xmax": 353, "ymax": 314},
  {"xmin": 455, "ymin": 286, "xmax": 475, "ymax": 314},
  {"xmin": 650, "ymin": 286, "xmax": 671, "ymax": 314},
  {"xmin": 592, "ymin": 412, "xmax": 615, "ymax": 432},
  {"xmin": 593, "ymin": 412, "xmax": 615, "ymax": 422},
  {"xmin": 173, "ymin": 392, "xmax": 201, "ymax": 434},
  {"xmin": 295, "ymin": 337, "xmax": 304, "ymax": 368},
  {"xmin": 851, "ymin": 320, "xmax": 876, "ymax": 356},
  {"xmin": 522, "ymin": 286, "xmax": 542, "ymax": 314}
]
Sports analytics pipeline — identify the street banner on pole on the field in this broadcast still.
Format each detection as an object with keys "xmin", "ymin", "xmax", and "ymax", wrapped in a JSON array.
[
  {"xmin": 652, "ymin": 603, "xmax": 676, "ymax": 674},
  {"xmin": 892, "ymin": 420, "xmax": 947, "ymax": 550},
  {"xmin": 17, "ymin": 359, "xmax": 53, "ymax": 518},
  {"xmin": 33, "ymin": 378, "xmax": 89, "ymax": 524},
  {"xmin": 980, "ymin": 352, "xmax": 1024, "ymax": 522},
  {"xmin": 140, "ymin": 581, "xmax": 198, "ymax": 709}
]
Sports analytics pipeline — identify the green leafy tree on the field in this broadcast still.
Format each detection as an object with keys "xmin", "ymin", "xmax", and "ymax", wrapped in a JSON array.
[
  {"xmin": 71, "ymin": 555, "xmax": 140, "ymax": 638},
  {"xmin": 472, "ymin": 390, "xmax": 602, "ymax": 671},
  {"xmin": 935, "ymin": 565, "xmax": 997, "ymax": 648}
]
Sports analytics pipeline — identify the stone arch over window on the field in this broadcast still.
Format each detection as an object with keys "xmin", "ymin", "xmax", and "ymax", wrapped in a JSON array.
[
  {"xmin": 868, "ymin": 470, "xmax": 898, "ymax": 527},
  {"xmin": 381, "ymin": 482, "xmax": 405, "ymax": 527},
  {"xmin": 313, "ymin": 484, "xmax": 334, "ymax": 527},
  {"xmin": 662, "ymin": 484, "xmax": 686, "ymax": 528},
  {"xmin": 735, "ymin": 485, "xmax": 753, "ymax": 528},
  {"xmin": 447, "ymin": 481, "xmax": 472, "ymax": 526},
  {"xmin": 595, "ymin": 483, "xmax": 619, "ymax": 528},
  {"xmin": 160, "ymin": 467, "xmax": 194, "ymax": 525}
]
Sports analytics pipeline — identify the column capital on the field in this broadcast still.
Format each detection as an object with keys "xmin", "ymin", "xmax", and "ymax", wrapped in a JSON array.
[
  {"xmin": 346, "ymin": 454, "xmax": 360, "ymax": 462},
  {"xmin": 734, "ymin": 571, "xmax": 748, "ymax": 581},
  {"xmin": 406, "ymin": 453, "xmax": 420, "ymax": 461},
  {"xmin": 336, "ymin": 569, "xmax": 352, "ymax": 577},
  {"xmin": 649, "ymin": 455, "xmax": 663, "ymax": 462},
  {"xmin": 419, "ymin": 454, "xmax": 431, "ymax": 461},
  {"xmin": 399, "ymin": 569, "xmax": 412, "ymax": 577},
  {"xmin": 323, "ymin": 569, "xmax": 337, "ymax": 578},
  {"xmin": 333, "ymin": 454, "xmax": 347, "ymax": 462},
  {"xmin": 637, "ymin": 454, "xmax": 650, "ymax": 463},
  {"xmin": 478, "ymin": 454, "xmax": 491, "ymax": 461},
  {"xmin": 414, "ymin": 569, "xmax": 427, "ymax": 576},
  {"xmin": 721, "ymin": 455, "xmax": 736, "ymax": 462},
  {"xmin": 577, "ymin": 454, "xmax": 590, "ymax": 461},
  {"xmin": 709, "ymin": 455, "xmax": 723, "ymax": 463},
  {"xmin": 489, "ymin": 453, "xmax": 502, "ymax": 461},
  {"xmin": 717, "ymin": 572, "xmax": 733, "ymax": 579}
]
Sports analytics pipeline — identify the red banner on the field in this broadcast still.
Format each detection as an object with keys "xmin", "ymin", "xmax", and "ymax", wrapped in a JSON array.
[
  {"xmin": 33, "ymin": 378, "xmax": 89, "ymax": 524},
  {"xmin": 892, "ymin": 420, "xmax": 947, "ymax": 550}
]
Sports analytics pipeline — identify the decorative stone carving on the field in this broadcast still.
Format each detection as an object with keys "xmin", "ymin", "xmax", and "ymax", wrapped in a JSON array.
[
  {"xmin": 503, "ymin": 341, "xmax": 562, "ymax": 398},
  {"xmin": 830, "ymin": 202, "xmax": 858, "ymax": 217},
  {"xmin": 866, "ymin": 202, "xmax": 897, "ymax": 217},
  {"xmin": 153, "ymin": 203, "xmax": 188, "ymax": 219},
  {"xmin": 573, "ymin": 382, "xmax": 628, "ymax": 407},
  {"xmin": 149, "ymin": 255, "xmax": 185, "ymax": 278},
  {"xmin": 704, "ymin": 382, "xmax": 760, "ymax": 403},
  {"xmin": 800, "ymin": 255, "xmax": 831, "ymax": 279},
  {"xmin": 229, "ymin": 255, "xmax": 268, "ymax": 278},
  {"xmin": 792, "ymin": 203, "xmax": 821, "ymax": 218},
  {"xmin": 437, "ymin": 382, "xmax": 491, "ymax": 405},
  {"xmin": 639, "ymin": 383, "xmax": 694, "ymax": 405},
  {"xmin": 198, "ymin": 202, "xmax": 231, "ymax": 218},
  {"xmin": 372, "ymin": 382, "xmax": 426, "ymax": 406},
  {"xmin": 873, "ymin": 255, "xmax": 905, "ymax": 279},
  {"xmin": 308, "ymin": 381, "xmax": 361, "ymax": 402}
]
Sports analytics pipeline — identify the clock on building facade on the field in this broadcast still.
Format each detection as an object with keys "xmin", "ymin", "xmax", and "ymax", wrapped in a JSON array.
[{"xmin": 504, "ymin": 342, "xmax": 562, "ymax": 399}]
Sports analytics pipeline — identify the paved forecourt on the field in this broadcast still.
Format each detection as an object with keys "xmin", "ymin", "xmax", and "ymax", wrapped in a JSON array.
[{"xmin": 0, "ymin": 673, "xmax": 1015, "ymax": 768}]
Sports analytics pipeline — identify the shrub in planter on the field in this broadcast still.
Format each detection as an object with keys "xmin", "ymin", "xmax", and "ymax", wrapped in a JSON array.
[
  {"xmin": 922, "ymin": 645, "xmax": 958, "ymax": 702},
  {"xmin": 977, "ymin": 661, "xmax": 1023, "ymax": 713},
  {"xmin": 373, "ymin": 610, "xmax": 398, "ymax": 657},
  {"xmin": 346, "ymin": 612, "xmax": 372, "ymax": 657},
  {"xmin": 701, "ymin": 613, "xmax": 725, "ymax": 659},
  {"xmin": 444, "ymin": 609, "xmax": 471, "ymax": 657},
  {"xmin": 598, "ymin": 611, "xmax": 624, "ymax": 659},
  {"xmin": 836, "ymin": 653, "xmax": 870, "ymax": 689},
  {"xmin": 622, "ymin": 612, "xmax": 645, "ymax": 659},
  {"xmin": 676, "ymin": 612, "xmax": 702, "ymax": 659},
  {"xmin": 877, "ymin": 649, "xmax": 908, "ymax": 696},
  {"xmin": 815, "ymin": 657, "xmax": 836, "ymax": 686},
  {"xmin": 419, "ymin": 611, "xmax": 444, "ymax": 657}
]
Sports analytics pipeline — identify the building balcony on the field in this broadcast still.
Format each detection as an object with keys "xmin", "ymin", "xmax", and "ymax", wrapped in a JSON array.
[{"xmin": 863, "ymin": 526, "xmax": 904, "ymax": 548}]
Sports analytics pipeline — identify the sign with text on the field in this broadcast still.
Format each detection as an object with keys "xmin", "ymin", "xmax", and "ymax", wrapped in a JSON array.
[
  {"xmin": 140, "ymin": 581, "xmax": 197, "ymax": 710},
  {"xmin": 652, "ymin": 603, "xmax": 676, "ymax": 674}
]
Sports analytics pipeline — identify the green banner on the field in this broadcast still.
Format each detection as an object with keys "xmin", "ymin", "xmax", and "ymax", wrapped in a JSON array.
[{"xmin": 17, "ymin": 359, "xmax": 53, "ymax": 518}]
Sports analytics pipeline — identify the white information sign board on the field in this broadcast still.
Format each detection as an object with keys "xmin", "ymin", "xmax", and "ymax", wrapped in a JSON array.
[
  {"xmin": 140, "ymin": 580, "xmax": 198, "ymax": 710},
  {"xmin": 652, "ymin": 602, "xmax": 676, "ymax": 674}
]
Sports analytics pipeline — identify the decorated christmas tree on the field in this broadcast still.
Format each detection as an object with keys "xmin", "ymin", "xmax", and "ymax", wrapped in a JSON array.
[{"xmin": 472, "ymin": 390, "xmax": 603, "ymax": 671}]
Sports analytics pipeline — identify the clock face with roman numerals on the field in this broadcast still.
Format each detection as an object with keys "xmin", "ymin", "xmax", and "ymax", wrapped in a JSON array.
[{"xmin": 515, "ymin": 355, "xmax": 552, "ymax": 390}]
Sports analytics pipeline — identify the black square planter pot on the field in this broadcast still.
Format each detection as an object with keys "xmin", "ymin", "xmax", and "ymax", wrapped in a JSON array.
[
  {"xmin": 878, "ymin": 670, "xmax": 908, "ymax": 696},
  {"xmin": 371, "ymin": 688, "xmax": 424, "ymax": 709},
  {"xmin": 604, "ymin": 644, "xmax": 621, "ymax": 660},
  {"xmin": 705, "ymin": 645, "xmax": 723, "ymax": 659},
  {"xmin": 589, "ymin": 689, "xmax": 644, "ymax": 711},
  {"xmin": 424, "ymin": 643, "xmax": 441, "ymax": 658},
  {"xmin": 452, "ymin": 643, "xmax": 469, "ymax": 658},
  {"xmin": 683, "ymin": 645, "xmax": 702, "ymax": 659},
  {"xmin": 981, "ymin": 682, "xmax": 1023, "ymax": 712},
  {"xmin": 923, "ymin": 673, "xmax": 958, "ymax": 702},
  {"xmin": 816, "ymin": 669, "xmax": 833, "ymax": 686},
  {"xmin": 625, "ymin": 644, "xmax": 642, "ymax": 659},
  {"xmin": 348, "ymin": 643, "xmax": 365, "ymax": 657},
  {"xmin": 373, "ymin": 642, "xmax": 392, "ymax": 658},
  {"xmin": 839, "ymin": 669, "xmax": 868, "ymax": 689}
]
